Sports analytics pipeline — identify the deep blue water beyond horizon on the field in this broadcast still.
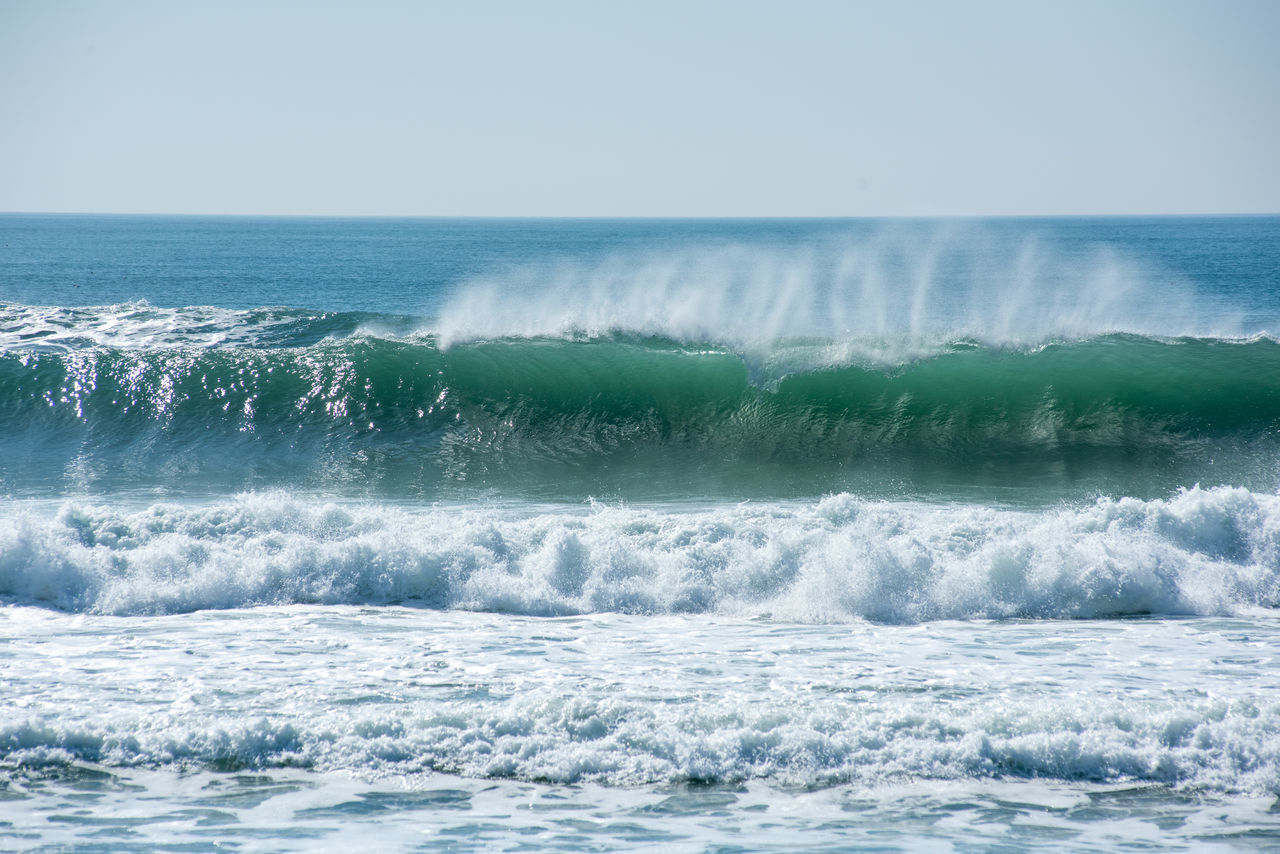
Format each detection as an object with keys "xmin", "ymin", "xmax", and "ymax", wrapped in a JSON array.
[{"xmin": 3, "ymin": 213, "xmax": 1278, "ymax": 321}]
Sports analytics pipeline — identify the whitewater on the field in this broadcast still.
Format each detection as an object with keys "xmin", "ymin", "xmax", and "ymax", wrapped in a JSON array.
[{"xmin": 1, "ymin": 214, "xmax": 1279, "ymax": 851}]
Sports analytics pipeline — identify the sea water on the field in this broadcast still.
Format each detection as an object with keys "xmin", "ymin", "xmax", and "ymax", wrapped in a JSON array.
[{"xmin": 1, "ymin": 214, "xmax": 1278, "ymax": 851}]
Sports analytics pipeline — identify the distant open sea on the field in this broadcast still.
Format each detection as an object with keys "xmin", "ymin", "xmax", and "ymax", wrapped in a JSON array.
[{"xmin": 1, "ymin": 214, "xmax": 1279, "ymax": 851}]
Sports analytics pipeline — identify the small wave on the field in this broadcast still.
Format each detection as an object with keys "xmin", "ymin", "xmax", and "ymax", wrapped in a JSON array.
[
  {"xmin": 1, "ymin": 487, "xmax": 1276, "ymax": 621},
  {"xmin": 0, "ymin": 301, "xmax": 418, "ymax": 351},
  {"xmin": 4, "ymin": 678, "xmax": 1278, "ymax": 793}
]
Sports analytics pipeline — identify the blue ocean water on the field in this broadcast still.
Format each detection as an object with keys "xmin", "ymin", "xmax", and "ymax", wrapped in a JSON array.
[{"xmin": 1, "ymin": 214, "xmax": 1279, "ymax": 851}]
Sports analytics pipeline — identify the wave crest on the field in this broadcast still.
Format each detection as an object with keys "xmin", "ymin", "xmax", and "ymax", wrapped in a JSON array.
[{"xmin": 435, "ymin": 234, "xmax": 1252, "ymax": 349}]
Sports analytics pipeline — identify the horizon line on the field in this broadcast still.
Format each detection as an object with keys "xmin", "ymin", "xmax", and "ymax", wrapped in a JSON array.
[{"xmin": 2, "ymin": 210, "xmax": 1279, "ymax": 220}]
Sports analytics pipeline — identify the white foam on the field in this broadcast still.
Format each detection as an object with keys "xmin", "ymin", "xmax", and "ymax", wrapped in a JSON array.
[
  {"xmin": 2, "ymin": 604, "xmax": 1278, "ymax": 796},
  {"xmin": 1, "ymin": 487, "xmax": 1276, "ymax": 621}
]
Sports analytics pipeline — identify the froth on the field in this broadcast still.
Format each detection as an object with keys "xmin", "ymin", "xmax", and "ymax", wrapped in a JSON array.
[
  {"xmin": 3, "ymin": 605, "xmax": 1278, "ymax": 794},
  {"xmin": 5, "ymin": 675, "xmax": 1278, "ymax": 793},
  {"xmin": 1, "ymin": 487, "xmax": 1276, "ymax": 621}
]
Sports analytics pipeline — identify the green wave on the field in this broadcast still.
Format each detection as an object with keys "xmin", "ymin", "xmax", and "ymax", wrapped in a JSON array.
[{"xmin": 2, "ymin": 333, "xmax": 1278, "ymax": 500}]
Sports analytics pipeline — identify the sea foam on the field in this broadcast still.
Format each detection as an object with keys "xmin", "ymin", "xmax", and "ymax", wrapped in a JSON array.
[
  {"xmin": 3, "ymin": 604, "xmax": 1278, "ymax": 794},
  {"xmin": 2, "ymin": 487, "xmax": 1275, "ymax": 621}
]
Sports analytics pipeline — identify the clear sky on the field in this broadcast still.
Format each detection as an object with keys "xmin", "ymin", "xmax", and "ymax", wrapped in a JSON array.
[{"xmin": 1, "ymin": 0, "xmax": 1277, "ymax": 216}]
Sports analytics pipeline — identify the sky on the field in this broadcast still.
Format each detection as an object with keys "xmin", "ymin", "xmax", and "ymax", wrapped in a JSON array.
[{"xmin": 0, "ymin": 0, "xmax": 1277, "ymax": 217}]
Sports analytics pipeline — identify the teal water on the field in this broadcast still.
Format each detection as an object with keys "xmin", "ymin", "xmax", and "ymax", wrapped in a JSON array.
[
  {"xmin": 1, "ymin": 215, "xmax": 1279, "ymax": 850},
  {"xmin": 4, "ymin": 328, "xmax": 1280, "ymax": 501}
]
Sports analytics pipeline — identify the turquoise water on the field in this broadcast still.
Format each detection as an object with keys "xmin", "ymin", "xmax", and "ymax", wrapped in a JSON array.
[{"xmin": 1, "ymin": 215, "xmax": 1279, "ymax": 850}]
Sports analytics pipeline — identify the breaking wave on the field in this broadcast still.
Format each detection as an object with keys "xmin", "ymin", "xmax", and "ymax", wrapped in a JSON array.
[
  {"xmin": 2, "ymin": 302, "xmax": 1278, "ymax": 499},
  {"xmin": 1, "ymin": 487, "xmax": 1276, "ymax": 622}
]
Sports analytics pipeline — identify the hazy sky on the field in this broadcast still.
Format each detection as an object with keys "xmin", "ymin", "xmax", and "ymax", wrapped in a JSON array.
[{"xmin": 1, "ymin": 0, "xmax": 1277, "ymax": 216}]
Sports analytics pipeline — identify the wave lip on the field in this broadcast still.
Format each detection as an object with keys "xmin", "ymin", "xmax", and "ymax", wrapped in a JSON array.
[{"xmin": 1, "ymin": 487, "xmax": 1276, "ymax": 622}]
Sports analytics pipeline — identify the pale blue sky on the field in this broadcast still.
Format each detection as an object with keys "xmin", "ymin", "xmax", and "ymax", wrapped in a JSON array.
[{"xmin": 1, "ymin": 0, "xmax": 1277, "ymax": 216}]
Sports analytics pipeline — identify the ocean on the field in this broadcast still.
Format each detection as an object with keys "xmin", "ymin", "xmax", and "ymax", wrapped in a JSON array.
[{"xmin": 1, "ymin": 214, "xmax": 1278, "ymax": 851}]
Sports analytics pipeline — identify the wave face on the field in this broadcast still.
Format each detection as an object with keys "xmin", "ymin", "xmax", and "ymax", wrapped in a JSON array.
[
  {"xmin": 1, "ymin": 303, "xmax": 1278, "ymax": 499},
  {"xmin": 2, "ymin": 487, "xmax": 1276, "ymax": 621}
]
